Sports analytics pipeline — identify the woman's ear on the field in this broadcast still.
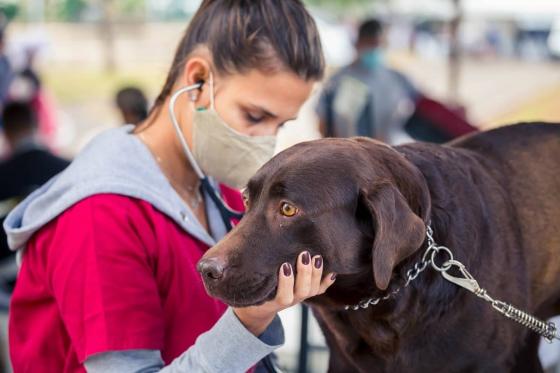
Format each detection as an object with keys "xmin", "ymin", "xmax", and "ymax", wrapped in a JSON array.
[
  {"xmin": 359, "ymin": 184, "xmax": 426, "ymax": 290},
  {"xmin": 181, "ymin": 56, "xmax": 212, "ymax": 108}
]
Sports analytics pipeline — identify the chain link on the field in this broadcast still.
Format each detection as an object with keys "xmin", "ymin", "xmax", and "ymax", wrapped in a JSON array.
[
  {"xmin": 344, "ymin": 225, "xmax": 560, "ymax": 343},
  {"xmin": 345, "ymin": 225, "xmax": 445, "ymax": 310}
]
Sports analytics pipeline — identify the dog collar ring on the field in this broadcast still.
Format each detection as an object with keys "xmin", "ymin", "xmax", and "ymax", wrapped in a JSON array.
[{"xmin": 344, "ymin": 225, "xmax": 560, "ymax": 343}]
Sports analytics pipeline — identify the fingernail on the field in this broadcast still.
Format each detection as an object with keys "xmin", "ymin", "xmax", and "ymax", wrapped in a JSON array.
[
  {"xmin": 283, "ymin": 263, "xmax": 292, "ymax": 277},
  {"xmin": 302, "ymin": 252, "xmax": 310, "ymax": 265},
  {"xmin": 314, "ymin": 256, "xmax": 323, "ymax": 269},
  {"xmin": 330, "ymin": 273, "xmax": 337, "ymax": 281}
]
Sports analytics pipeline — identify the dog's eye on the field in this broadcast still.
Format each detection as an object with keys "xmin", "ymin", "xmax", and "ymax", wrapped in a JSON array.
[
  {"xmin": 241, "ymin": 188, "xmax": 250, "ymax": 209},
  {"xmin": 242, "ymin": 195, "xmax": 250, "ymax": 209},
  {"xmin": 280, "ymin": 202, "xmax": 298, "ymax": 217}
]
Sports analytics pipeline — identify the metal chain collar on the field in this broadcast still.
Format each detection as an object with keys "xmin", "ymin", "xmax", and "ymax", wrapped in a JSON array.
[
  {"xmin": 344, "ymin": 225, "xmax": 560, "ymax": 343},
  {"xmin": 344, "ymin": 226, "xmax": 439, "ymax": 310}
]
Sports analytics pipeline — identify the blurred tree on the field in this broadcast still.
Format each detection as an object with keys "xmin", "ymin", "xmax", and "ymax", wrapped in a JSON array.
[
  {"xmin": 304, "ymin": 0, "xmax": 377, "ymax": 13},
  {"xmin": 100, "ymin": 0, "xmax": 115, "ymax": 72},
  {"xmin": 305, "ymin": 0, "xmax": 371, "ymax": 6},
  {"xmin": 0, "ymin": 3, "xmax": 19, "ymax": 22},
  {"xmin": 56, "ymin": 0, "xmax": 88, "ymax": 21},
  {"xmin": 114, "ymin": 0, "xmax": 145, "ymax": 20},
  {"xmin": 42, "ymin": 0, "xmax": 145, "ymax": 22}
]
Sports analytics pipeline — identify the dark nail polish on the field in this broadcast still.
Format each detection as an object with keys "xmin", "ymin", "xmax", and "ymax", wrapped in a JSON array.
[
  {"xmin": 302, "ymin": 252, "xmax": 310, "ymax": 265},
  {"xmin": 283, "ymin": 263, "xmax": 292, "ymax": 277},
  {"xmin": 331, "ymin": 273, "xmax": 337, "ymax": 281},
  {"xmin": 314, "ymin": 256, "xmax": 323, "ymax": 269}
]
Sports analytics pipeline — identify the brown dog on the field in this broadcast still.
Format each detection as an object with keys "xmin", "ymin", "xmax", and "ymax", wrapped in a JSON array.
[{"xmin": 198, "ymin": 123, "xmax": 560, "ymax": 372}]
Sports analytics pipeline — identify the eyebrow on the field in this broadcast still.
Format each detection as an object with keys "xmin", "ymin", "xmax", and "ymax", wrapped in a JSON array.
[
  {"xmin": 246, "ymin": 178, "xmax": 261, "ymax": 198},
  {"xmin": 269, "ymin": 182, "xmax": 287, "ymax": 197}
]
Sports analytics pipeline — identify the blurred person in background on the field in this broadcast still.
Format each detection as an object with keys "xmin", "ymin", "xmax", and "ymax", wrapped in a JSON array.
[
  {"xmin": 0, "ymin": 102, "xmax": 69, "ymax": 290},
  {"xmin": 0, "ymin": 24, "xmax": 12, "ymax": 112},
  {"xmin": 8, "ymin": 44, "xmax": 59, "ymax": 149},
  {"xmin": 316, "ymin": 18, "xmax": 418, "ymax": 144},
  {"xmin": 3, "ymin": 1, "xmax": 335, "ymax": 372},
  {"xmin": 0, "ymin": 102, "xmax": 68, "ymax": 202},
  {"xmin": 115, "ymin": 86, "xmax": 149, "ymax": 126},
  {"xmin": 317, "ymin": 18, "xmax": 477, "ymax": 144}
]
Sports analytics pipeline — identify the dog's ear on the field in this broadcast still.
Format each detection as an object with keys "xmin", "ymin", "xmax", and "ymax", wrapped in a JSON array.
[{"xmin": 360, "ymin": 184, "xmax": 426, "ymax": 290}]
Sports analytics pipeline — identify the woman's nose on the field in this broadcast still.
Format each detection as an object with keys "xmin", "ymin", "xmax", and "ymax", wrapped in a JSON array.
[{"xmin": 197, "ymin": 257, "xmax": 226, "ymax": 280}]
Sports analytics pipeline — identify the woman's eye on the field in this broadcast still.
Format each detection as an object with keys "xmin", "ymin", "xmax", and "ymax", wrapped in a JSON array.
[
  {"xmin": 280, "ymin": 202, "xmax": 298, "ymax": 217},
  {"xmin": 245, "ymin": 112, "xmax": 265, "ymax": 124}
]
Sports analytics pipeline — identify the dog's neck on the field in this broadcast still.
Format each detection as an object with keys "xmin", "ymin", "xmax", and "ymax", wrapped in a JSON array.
[
  {"xmin": 313, "ymin": 218, "xmax": 479, "ymax": 360},
  {"xmin": 316, "ymin": 145, "xmax": 503, "ymax": 359}
]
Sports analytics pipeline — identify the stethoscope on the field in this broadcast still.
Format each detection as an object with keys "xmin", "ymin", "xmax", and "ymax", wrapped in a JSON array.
[
  {"xmin": 170, "ymin": 82, "xmax": 279, "ymax": 372},
  {"xmin": 168, "ymin": 81, "xmax": 244, "ymax": 231},
  {"xmin": 169, "ymin": 83, "xmax": 277, "ymax": 373}
]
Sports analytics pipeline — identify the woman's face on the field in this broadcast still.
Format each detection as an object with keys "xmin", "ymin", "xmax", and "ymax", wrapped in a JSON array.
[{"xmin": 210, "ymin": 69, "xmax": 315, "ymax": 136}]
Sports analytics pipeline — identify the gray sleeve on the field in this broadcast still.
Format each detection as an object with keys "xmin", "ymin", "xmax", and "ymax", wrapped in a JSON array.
[{"xmin": 84, "ymin": 308, "xmax": 284, "ymax": 373}]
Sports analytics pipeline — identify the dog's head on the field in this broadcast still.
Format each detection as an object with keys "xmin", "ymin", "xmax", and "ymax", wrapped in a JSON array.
[{"xmin": 197, "ymin": 138, "xmax": 431, "ymax": 307}]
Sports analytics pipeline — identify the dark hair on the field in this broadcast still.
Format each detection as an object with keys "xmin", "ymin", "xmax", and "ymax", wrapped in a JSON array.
[
  {"xmin": 152, "ymin": 0, "xmax": 325, "ymax": 111},
  {"xmin": 358, "ymin": 18, "xmax": 383, "ymax": 42},
  {"xmin": 2, "ymin": 101, "xmax": 38, "ymax": 137},
  {"xmin": 116, "ymin": 86, "xmax": 148, "ymax": 124}
]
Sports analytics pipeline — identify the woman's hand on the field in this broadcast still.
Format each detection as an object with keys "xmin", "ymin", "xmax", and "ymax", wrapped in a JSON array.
[{"xmin": 233, "ymin": 251, "xmax": 336, "ymax": 336}]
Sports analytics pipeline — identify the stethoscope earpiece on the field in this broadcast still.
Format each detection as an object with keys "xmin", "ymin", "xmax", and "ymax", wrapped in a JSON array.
[{"xmin": 168, "ymin": 78, "xmax": 245, "ymax": 230}]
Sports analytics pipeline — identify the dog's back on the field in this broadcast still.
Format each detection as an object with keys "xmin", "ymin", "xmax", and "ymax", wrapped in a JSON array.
[{"xmin": 452, "ymin": 123, "xmax": 560, "ymax": 311}]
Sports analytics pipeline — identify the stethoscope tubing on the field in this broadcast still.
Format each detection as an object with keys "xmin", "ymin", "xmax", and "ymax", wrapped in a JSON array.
[{"xmin": 168, "ymin": 82, "xmax": 245, "ymax": 230}]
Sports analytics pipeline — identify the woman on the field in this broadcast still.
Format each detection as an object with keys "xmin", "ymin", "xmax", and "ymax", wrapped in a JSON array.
[{"xmin": 4, "ymin": 1, "xmax": 334, "ymax": 372}]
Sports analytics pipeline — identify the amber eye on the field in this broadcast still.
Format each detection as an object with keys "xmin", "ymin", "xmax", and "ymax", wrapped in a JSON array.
[
  {"xmin": 280, "ymin": 202, "xmax": 298, "ymax": 217},
  {"xmin": 242, "ymin": 195, "xmax": 250, "ymax": 209}
]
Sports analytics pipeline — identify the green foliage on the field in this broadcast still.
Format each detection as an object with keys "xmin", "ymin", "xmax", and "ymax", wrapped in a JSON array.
[
  {"xmin": 0, "ymin": 3, "xmax": 19, "ymax": 21},
  {"xmin": 115, "ymin": 0, "xmax": 146, "ymax": 19},
  {"xmin": 12, "ymin": 0, "xmax": 378, "ymax": 22},
  {"xmin": 53, "ymin": 0, "xmax": 88, "ymax": 22},
  {"xmin": 44, "ymin": 0, "xmax": 146, "ymax": 22},
  {"xmin": 304, "ymin": 0, "xmax": 376, "ymax": 13}
]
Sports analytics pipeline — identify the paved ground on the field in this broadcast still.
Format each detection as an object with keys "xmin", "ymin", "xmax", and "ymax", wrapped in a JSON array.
[{"xmin": 390, "ymin": 54, "xmax": 560, "ymax": 128}]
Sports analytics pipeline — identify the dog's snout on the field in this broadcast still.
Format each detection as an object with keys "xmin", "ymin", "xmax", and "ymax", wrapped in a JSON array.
[{"xmin": 197, "ymin": 257, "xmax": 226, "ymax": 280}]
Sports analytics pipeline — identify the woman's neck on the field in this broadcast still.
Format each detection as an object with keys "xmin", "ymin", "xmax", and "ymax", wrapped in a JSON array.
[
  {"xmin": 136, "ymin": 107, "xmax": 209, "ymax": 230},
  {"xmin": 138, "ymin": 105, "xmax": 200, "ymax": 186}
]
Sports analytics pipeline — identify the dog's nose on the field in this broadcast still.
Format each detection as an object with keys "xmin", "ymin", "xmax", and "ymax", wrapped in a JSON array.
[{"xmin": 197, "ymin": 257, "xmax": 226, "ymax": 280}]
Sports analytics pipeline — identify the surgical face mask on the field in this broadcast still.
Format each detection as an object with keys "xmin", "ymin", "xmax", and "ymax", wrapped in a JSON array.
[
  {"xmin": 359, "ymin": 48, "xmax": 384, "ymax": 70},
  {"xmin": 168, "ymin": 75, "xmax": 277, "ymax": 189}
]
